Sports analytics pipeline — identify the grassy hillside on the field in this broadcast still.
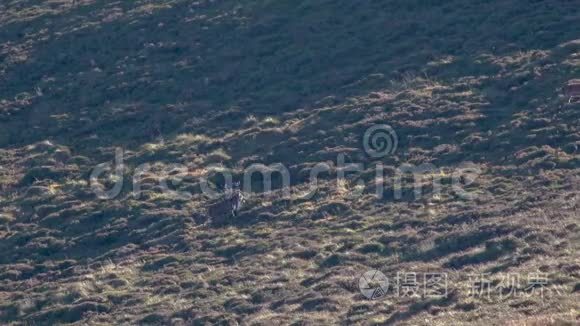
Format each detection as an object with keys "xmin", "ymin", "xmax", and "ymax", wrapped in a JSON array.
[{"xmin": 0, "ymin": 0, "xmax": 579, "ymax": 324}]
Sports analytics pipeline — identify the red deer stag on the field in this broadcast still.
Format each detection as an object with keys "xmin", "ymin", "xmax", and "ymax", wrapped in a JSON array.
[{"xmin": 207, "ymin": 182, "xmax": 245, "ymax": 225}]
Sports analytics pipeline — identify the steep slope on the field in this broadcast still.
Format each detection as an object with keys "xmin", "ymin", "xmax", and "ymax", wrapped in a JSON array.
[{"xmin": 0, "ymin": 0, "xmax": 579, "ymax": 324}]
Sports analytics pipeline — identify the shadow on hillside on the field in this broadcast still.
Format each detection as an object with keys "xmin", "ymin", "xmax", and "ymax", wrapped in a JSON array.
[{"xmin": 1, "ymin": 0, "xmax": 578, "ymax": 156}]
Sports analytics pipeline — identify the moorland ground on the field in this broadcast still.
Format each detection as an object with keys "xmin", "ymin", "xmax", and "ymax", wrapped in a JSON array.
[{"xmin": 0, "ymin": 0, "xmax": 579, "ymax": 324}]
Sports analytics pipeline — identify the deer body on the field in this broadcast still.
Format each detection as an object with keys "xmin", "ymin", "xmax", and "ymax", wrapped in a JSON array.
[{"xmin": 207, "ymin": 188, "xmax": 245, "ymax": 224}]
